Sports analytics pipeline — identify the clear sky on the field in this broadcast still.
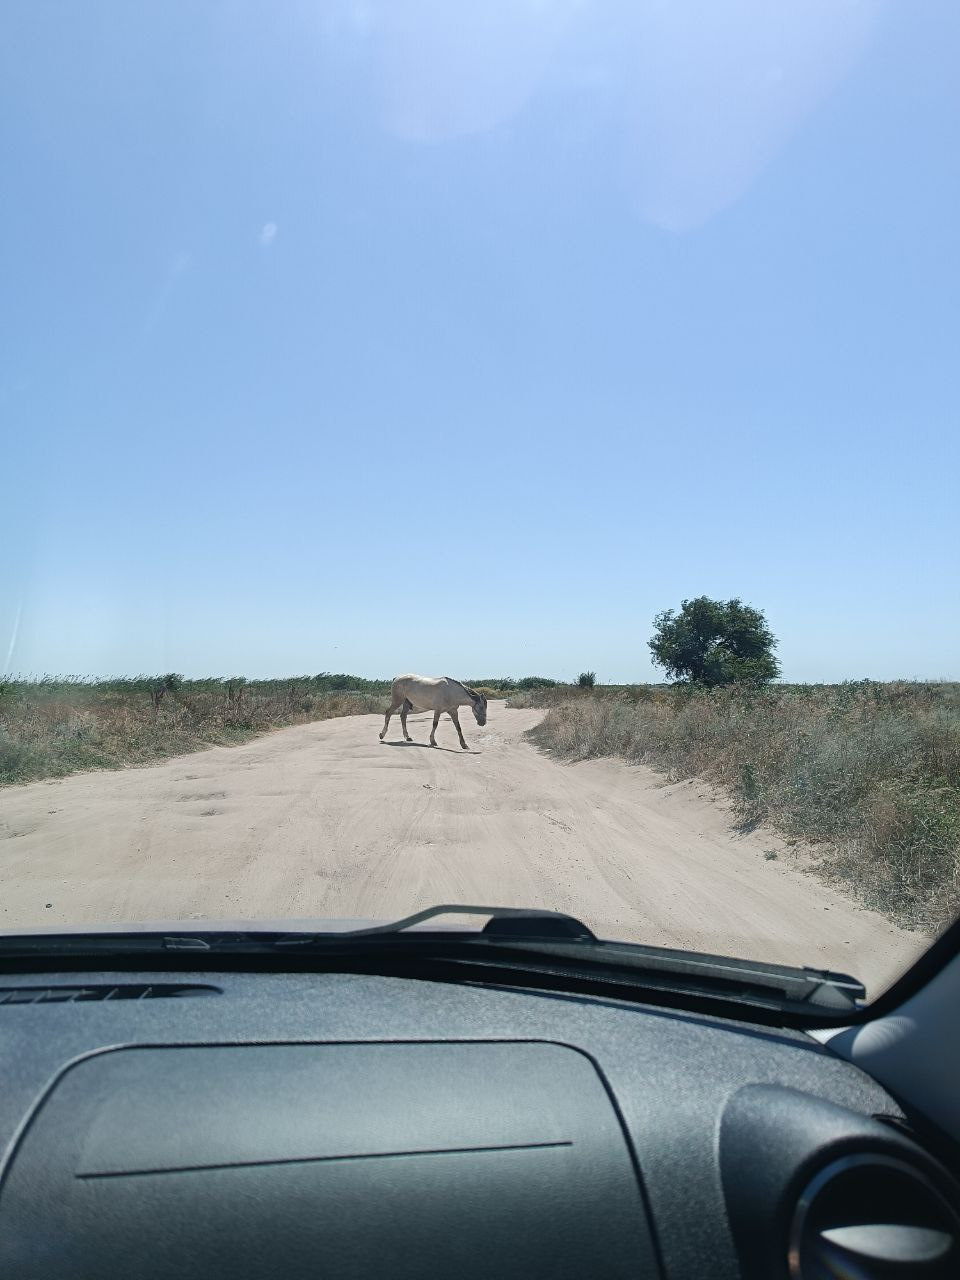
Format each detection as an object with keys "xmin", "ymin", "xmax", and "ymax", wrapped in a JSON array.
[{"xmin": 3, "ymin": 1, "xmax": 958, "ymax": 683}]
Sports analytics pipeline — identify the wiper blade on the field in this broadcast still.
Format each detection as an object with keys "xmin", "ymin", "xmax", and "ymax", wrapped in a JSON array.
[
  {"xmin": 278, "ymin": 904, "xmax": 598, "ymax": 943},
  {"xmin": 270, "ymin": 906, "xmax": 863, "ymax": 1009},
  {"xmin": 0, "ymin": 906, "xmax": 595, "ymax": 961},
  {"xmin": 0, "ymin": 907, "xmax": 594, "ymax": 964},
  {"xmin": 274, "ymin": 920, "xmax": 863, "ymax": 1014},
  {"xmin": 434, "ymin": 944, "xmax": 866, "ymax": 1013}
]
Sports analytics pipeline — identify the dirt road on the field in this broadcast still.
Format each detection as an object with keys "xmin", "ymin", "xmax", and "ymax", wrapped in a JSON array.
[{"xmin": 1, "ymin": 703, "xmax": 921, "ymax": 992}]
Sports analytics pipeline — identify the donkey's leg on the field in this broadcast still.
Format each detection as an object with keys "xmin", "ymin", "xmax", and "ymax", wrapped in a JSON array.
[
  {"xmin": 429, "ymin": 710, "xmax": 441, "ymax": 747},
  {"xmin": 380, "ymin": 697, "xmax": 402, "ymax": 741},
  {"xmin": 449, "ymin": 709, "xmax": 469, "ymax": 751},
  {"xmin": 400, "ymin": 699, "xmax": 414, "ymax": 742}
]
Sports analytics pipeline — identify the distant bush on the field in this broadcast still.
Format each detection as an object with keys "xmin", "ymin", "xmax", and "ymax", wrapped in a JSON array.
[
  {"xmin": 149, "ymin": 672, "xmax": 183, "ymax": 716},
  {"xmin": 516, "ymin": 676, "xmax": 559, "ymax": 690},
  {"xmin": 313, "ymin": 672, "xmax": 391, "ymax": 694},
  {"xmin": 520, "ymin": 680, "xmax": 960, "ymax": 931},
  {"xmin": 577, "ymin": 671, "xmax": 597, "ymax": 688}
]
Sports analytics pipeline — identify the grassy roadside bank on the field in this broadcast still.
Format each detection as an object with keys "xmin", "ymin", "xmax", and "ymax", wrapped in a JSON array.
[
  {"xmin": 0, "ymin": 676, "xmax": 389, "ymax": 786},
  {"xmin": 509, "ymin": 682, "xmax": 960, "ymax": 931}
]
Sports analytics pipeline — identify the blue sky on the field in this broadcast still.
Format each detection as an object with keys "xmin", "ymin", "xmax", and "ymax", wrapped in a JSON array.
[{"xmin": 2, "ymin": 1, "xmax": 958, "ymax": 683}]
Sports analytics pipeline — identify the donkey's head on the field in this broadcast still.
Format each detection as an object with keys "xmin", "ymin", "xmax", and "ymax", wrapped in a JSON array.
[{"xmin": 469, "ymin": 689, "xmax": 487, "ymax": 727}]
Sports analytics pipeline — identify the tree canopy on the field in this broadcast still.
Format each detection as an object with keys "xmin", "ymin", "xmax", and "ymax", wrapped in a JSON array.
[{"xmin": 649, "ymin": 597, "xmax": 780, "ymax": 686}]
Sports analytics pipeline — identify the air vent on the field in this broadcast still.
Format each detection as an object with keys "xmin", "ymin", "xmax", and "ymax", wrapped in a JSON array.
[
  {"xmin": 0, "ymin": 984, "xmax": 220, "ymax": 1005},
  {"xmin": 789, "ymin": 1153, "xmax": 960, "ymax": 1279}
]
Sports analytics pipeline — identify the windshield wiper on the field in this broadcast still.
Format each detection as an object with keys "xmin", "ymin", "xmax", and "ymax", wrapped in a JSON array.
[
  {"xmin": 0, "ymin": 906, "xmax": 592, "ymax": 961},
  {"xmin": 0, "ymin": 903, "xmax": 864, "ymax": 1018},
  {"xmin": 269, "ymin": 905, "xmax": 864, "ymax": 1012},
  {"xmin": 277, "ymin": 903, "xmax": 598, "ymax": 942}
]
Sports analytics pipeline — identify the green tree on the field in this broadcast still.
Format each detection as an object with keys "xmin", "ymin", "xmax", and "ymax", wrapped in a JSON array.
[
  {"xmin": 577, "ymin": 671, "xmax": 597, "ymax": 688},
  {"xmin": 649, "ymin": 597, "xmax": 780, "ymax": 686}
]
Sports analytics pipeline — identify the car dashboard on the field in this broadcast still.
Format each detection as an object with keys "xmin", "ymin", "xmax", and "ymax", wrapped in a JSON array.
[{"xmin": 0, "ymin": 967, "xmax": 957, "ymax": 1279}]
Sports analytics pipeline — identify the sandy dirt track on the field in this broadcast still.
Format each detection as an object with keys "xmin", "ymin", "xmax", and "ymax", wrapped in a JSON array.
[{"xmin": 1, "ymin": 703, "xmax": 922, "ymax": 992}]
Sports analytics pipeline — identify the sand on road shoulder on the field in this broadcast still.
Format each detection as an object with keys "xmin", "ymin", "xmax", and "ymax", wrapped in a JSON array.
[{"xmin": 0, "ymin": 701, "xmax": 924, "ymax": 994}]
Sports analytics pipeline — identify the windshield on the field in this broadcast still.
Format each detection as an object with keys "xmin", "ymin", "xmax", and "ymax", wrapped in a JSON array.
[{"xmin": 2, "ymin": 2, "xmax": 957, "ymax": 1003}]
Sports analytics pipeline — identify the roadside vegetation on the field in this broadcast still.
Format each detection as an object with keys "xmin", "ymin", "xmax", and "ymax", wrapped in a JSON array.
[
  {"xmin": 0, "ymin": 672, "xmax": 564, "ymax": 786},
  {"xmin": 0, "ymin": 674, "xmax": 389, "ymax": 785},
  {"xmin": 509, "ymin": 680, "xmax": 960, "ymax": 932}
]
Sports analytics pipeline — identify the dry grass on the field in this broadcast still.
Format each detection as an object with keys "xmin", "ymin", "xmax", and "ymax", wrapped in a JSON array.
[
  {"xmin": 510, "ymin": 682, "xmax": 960, "ymax": 931},
  {"xmin": 0, "ymin": 676, "xmax": 388, "ymax": 786}
]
